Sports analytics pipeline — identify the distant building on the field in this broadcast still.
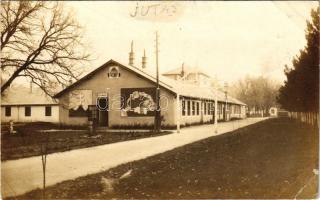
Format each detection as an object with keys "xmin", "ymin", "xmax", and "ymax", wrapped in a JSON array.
[
  {"xmin": 269, "ymin": 107, "xmax": 278, "ymax": 117},
  {"xmin": 1, "ymin": 85, "xmax": 59, "ymax": 123},
  {"xmin": 162, "ymin": 63, "xmax": 211, "ymax": 86}
]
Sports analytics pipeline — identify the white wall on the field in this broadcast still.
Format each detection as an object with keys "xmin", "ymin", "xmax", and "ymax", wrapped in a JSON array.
[{"xmin": 1, "ymin": 105, "xmax": 59, "ymax": 123}]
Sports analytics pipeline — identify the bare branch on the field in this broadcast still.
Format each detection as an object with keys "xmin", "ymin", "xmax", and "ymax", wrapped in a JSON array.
[{"xmin": 1, "ymin": 1, "xmax": 90, "ymax": 96}]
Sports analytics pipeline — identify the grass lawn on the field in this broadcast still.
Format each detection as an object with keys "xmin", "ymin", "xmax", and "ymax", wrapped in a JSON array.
[
  {"xmin": 12, "ymin": 118, "xmax": 318, "ymax": 199},
  {"xmin": 1, "ymin": 122, "xmax": 171, "ymax": 161}
]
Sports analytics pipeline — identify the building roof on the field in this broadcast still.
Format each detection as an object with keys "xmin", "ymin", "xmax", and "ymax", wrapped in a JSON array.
[
  {"xmin": 54, "ymin": 59, "xmax": 246, "ymax": 106},
  {"xmin": 162, "ymin": 65, "xmax": 210, "ymax": 78},
  {"xmin": 165, "ymin": 78, "xmax": 246, "ymax": 105},
  {"xmin": 1, "ymin": 85, "xmax": 58, "ymax": 106}
]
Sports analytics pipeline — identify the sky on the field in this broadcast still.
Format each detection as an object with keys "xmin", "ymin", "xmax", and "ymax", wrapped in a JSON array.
[{"xmin": 65, "ymin": 1, "xmax": 318, "ymax": 85}]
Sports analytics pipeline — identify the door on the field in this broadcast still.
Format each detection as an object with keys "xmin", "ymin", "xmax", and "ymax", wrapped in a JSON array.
[{"xmin": 97, "ymin": 97, "xmax": 108, "ymax": 127}]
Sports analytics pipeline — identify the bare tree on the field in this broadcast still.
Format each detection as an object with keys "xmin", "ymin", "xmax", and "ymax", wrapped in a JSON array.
[
  {"xmin": 230, "ymin": 75, "xmax": 280, "ymax": 115},
  {"xmin": 1, "ymin": 1, "xmax": 90, "ymax": 96}
]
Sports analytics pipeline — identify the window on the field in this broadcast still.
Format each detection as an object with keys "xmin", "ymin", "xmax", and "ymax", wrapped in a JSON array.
[
  {"xmin": 45, "ymin": 106, "xmax": 52, "ymax": 116},
  {"xmin": 69, "ymin": 106, "xmax": 88, "ymax": 117},
  {"xmin": 187, "ymin": 101, "xmax": 191, "ymax": 116},
  {"xmin": 204, "ymin": 102, "xmax": 207, "ymax": 115},
  {"xmin": 211, "ymin": 103, "xmax": 215, "ymax": 115},
  {"xmin": 213, "ymin": 103, "xmax": 215, "ymax": 114},
  {"xmin": 236, "ymin": 105, "xmax": 240, "ymax": 114},
  {"xmin": 25, "ymin": 106, "xmax": 31, "ymax": 116},
  {"xmin": 196, "ymin": 102, "xmax": 199, "ymax": 115},
  {"xmin": 192, "ymin": 101, "xmax": 195, "ymax": 115},
  {"xmin": 182, "ymin": 100, "xmax": 186, "ymax": 116},
  {"xmin": 5, "ymin": 106, "xmax": 11, "ymax": 117}
]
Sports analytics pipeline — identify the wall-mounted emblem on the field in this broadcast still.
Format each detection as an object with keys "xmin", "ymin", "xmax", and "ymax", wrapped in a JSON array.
[{"xmin": 108, "ymin": 66, "xmax": 120, "ymax": 78}]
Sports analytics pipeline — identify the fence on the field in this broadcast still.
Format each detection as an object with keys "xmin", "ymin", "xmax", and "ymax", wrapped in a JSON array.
[{"xmin": 288, "ymin": 112, "xmax": 319, "ymax": 127}]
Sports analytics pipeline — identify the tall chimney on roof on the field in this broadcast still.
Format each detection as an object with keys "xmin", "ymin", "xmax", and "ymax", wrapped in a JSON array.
[
  {"xmin": 129, "ymin": 40, "xmax": 134, "ymax": 66},
  {"xmin": 181, "ymin": 62, "xmax": 185, "ymax": 78},
  {"xmin": 142, "ymin": 49, "xmax": 147, "ymax": 69}
]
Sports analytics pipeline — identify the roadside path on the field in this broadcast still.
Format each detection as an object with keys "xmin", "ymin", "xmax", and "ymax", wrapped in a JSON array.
[{"xmin": 2, "ymin": 118, "xmax": 267, "ymax": 198}]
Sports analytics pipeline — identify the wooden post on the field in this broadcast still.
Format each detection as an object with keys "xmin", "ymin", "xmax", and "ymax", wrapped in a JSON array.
[
  {"xmin": 214, "ymin": 89, "xmax": 218, "ymax": 133},
  {"xmin": 9, "ymin": 120, "xmax": 14, "ymax": 134},
  {"xmin": 176, "ymin": 93, "xmax": 180, "ymax": 133}
]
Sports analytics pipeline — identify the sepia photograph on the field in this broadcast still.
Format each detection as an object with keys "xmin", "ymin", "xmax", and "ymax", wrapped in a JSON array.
[{"xmin": 1, "ymin": 1, "xmax": 319, "ymax": 199}]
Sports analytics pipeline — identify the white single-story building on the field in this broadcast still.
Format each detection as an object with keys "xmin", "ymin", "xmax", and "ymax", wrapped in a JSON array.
[{"xmin": 1, "ymin": 85, "xmax": 59, "ymax": 123}]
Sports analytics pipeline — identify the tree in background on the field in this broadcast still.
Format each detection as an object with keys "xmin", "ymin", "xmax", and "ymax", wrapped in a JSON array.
[
  {"xmin": 1, "ymin": 1, "xmax": 90, "ymax": 96},
  {"xmin": 277, "ymin": 7, "xmax": 319, "ymax": 113},
  {"xmin": 230, "ymin": 75, "xmax": 280, "ymax": 116}
]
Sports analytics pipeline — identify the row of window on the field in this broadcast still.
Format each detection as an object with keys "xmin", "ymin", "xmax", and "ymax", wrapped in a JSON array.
[
  {"xmin": 232, "ymin": 105, "xmax": 241, "ymax": 114},
  {"xmin": 181, "ymin": 100, "xmax": 214, "ymax": 116},
  {"xmin": 181, "ymin": 100, "xmax": 242, "ymax": 116},
  {"xmin": 4, "ymin": 106, "xmax": 52, "ymax": 117},
  {"xmin": 218, "ymin": 104, "xmax": 242, "ymax": 115}
]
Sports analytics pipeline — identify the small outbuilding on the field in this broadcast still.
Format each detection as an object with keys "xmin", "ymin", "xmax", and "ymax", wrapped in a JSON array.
[{"xmin": 1, "ymin": 85, "xmax": 59, "ymax": 123}]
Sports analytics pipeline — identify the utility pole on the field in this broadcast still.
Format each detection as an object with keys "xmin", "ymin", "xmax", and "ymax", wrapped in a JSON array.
[{"xmin": 154, "ymin": 31, "xmax": 161, "ymax": 132}]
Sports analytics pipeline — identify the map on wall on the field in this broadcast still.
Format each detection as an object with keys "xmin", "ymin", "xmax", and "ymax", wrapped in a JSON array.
[
  {"xmin": 121, "ymin": 87, "xmax": 156, "ymax": 117},
  {"xmin": 69, "ymin": 90, "xmax": 93, "ymax": 111}
]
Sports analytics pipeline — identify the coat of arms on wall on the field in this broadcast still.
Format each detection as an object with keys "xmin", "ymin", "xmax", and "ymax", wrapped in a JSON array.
[
  {"xmin": 121, "ymin": 87, "xmax": 156, "ymax": 117},
  {"xmin": 108, "ymin": 66, "xmax": 120, "ymax": 78}
]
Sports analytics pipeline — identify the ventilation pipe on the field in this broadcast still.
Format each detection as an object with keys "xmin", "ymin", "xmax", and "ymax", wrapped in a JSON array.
[
  {"xmin": 142, "ymin": 49, "xmax": 147, "ymax": 69},
  {"xmin": 129, "ymin": 40, "xmax": 135, "ymax": 66}
]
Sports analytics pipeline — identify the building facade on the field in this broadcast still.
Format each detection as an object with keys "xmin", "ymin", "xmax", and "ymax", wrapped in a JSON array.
[
  {"xmin": 54, "ymin": 59, "xmax": 247, "ymax": 128},
  {"xmin": 1, "ymin": 86, "xmax": 59, "ymax": 123}
]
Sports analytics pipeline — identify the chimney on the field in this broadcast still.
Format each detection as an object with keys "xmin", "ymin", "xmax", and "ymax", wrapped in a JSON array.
[
  {"xmin": 129, "ymin": 40, "xmax": 135, "ymax": 66},
  {"xmin": 181, "ymin": 62, "xmax": 185, "ymax": 77},
  {"xmin": 142, "ymin": 49, "xmax": 147, "ymax": 69}
]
